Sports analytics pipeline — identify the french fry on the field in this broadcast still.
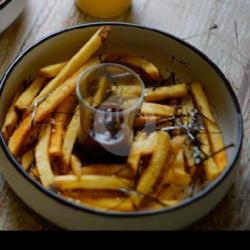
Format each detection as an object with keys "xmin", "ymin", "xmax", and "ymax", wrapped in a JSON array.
[
  {"xmin": 111, "ymin": 85, "xmax": 142, "ymax": 97},
  {"xmin": 119, "ymin": 56, "xmax": 161, "ymax": 80},
  {"xmin": 61, "ymin": 106, "xmax": 80, "ymax": 171},
  {"xmin": 8, "ymin": 115, "xmax": 33, "ymax": 156},
  {"xmin": 154, "ymin": 136, "xmax": 186, "ymax": 194},
  {"xmin": 159, "ymin": 185, "xmax": 185, "ymax": 201},
  {"xmin": 40, "ymin": 61, "xmax": 67, "ymax": 78},
  {"xmin": 81, "ymin": 164, "xmax": 133, "ymax": 179},
  {"xmin": 49, "ymin": 95, "xmax": 77, "ymax": 157},
  {"xmin": 36, "ymin": 26, "xmax": 111, "ymax": 100},
  {"xmin": 165, "ymin": 150, "xmax": 191, "ymax": 186},
  {"xmin": 136, "ymin": 131, "xmax": 171, "ymax": 204},
  {"xmin": 128, "ymin": 132, "xmax": 158, "ymax": 175},
  {"xmin": 35, "ymin": 124, "xmax": 54, "ymax": 187},
  {"xmin": 92, "ymin": 76, "xmax": 109, "ymax": 108},
  {"xmin": 145, "ymin": 84, "xmax": 188, "ymax": 102},
  {"xmin": 198, "ymin": 129, "xmax": 220, "ymax": 180},
  {"xmin": 112, "ymin": 84, "xmax": 187, "ymax": 102},
  {"xmin": 140, "ymin": 103, "xmax": 175, "ymax": 117},
  {"xmin": 35, "ymin": 57, "xmax": 100, "ymax": 123},
  {"xmin": 191, "ymin": 82, "xmax": 227, "ymax": 171},
  {"xmin": 80, "ymin": 197, "xmax": 134, "ymax": 211},
  {"xmin": 21, "ymin": 149, "xmax": 34, "ymax": 170},
  {"xmin": 53, "ymin": 175, "xmax": 133, "ymax": 190},
  {"xmin": 70, "ymin": 155, "xmax": 82, "ymax": 178},
  {"xmin": 15, "ymin": 77, "xmax": 46, "ymax": 111}
]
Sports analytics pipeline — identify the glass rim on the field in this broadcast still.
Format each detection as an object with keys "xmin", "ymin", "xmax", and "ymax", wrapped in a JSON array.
[{"xmin": 76, "ymin": 63, "xmax": 146, "ymax": 115}]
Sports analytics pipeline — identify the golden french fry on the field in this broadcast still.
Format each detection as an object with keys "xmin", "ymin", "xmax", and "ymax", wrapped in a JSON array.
[
  {"xmin": 153, "ymin": 136, "xmax": 186, "ymax": 194},
  {"xmin": 8, "ymin": 115, "xmax": 33, "ymax": 156},
  {"xmin": 15, "ymin": 77, "xmax": 46, "ymax": 111},
  {"xmin": 128, "ymin": 132, "xmax": 158, "ymax": 175},
  {"xmin": 112, "ymin": 84, "xmax": 187, "ymax": 102},
  {"xmin": 136, "ymin": 131, "xmax": 171, "ymax": 204},
  {"xmin": 2, "ymin": 87, "xmax": 23, "ymax": 140},
  {"xmin": 158, "ymin": 185, "xmax": 185, "ymax": 201},
  {"xmin": 145, "ymin": 84, "xmax": 188, "ymax": 102},
  {"xmin": 79, "ymin": 197, "xmax": 134, "ymax": 212},
  {"xmin": 35, "ymin": 57, "xmax": 100, "ymax": 123},
  {"xmin": 111, "ymin": 85, "xmax": 142, "ymax": 97},
  {"xmin": 119, "ymin": 56, "xmax": 161, "ymax": 80},
  {"xmin": 21, "ymin": 149, "xmax": 34, "ymax": 170},
  {"xmin": 61, "ymin": 106, "xmax": 80, "ymax": 171},
  {"xmin": 40, "ymin": 61, "xmax": 67, "ymax": 78},
  {"xmin": 70, "ymin": 155, "xmax": 82, "ymax": 178},
  {"xmin": 140, "ymin": 103, "xmax": 175, "ymax": 117},
  {"xmin": 165, "ymin": 150, "xmax": 191, "ymax": 186},
  {"xmin": 81, "ymin": 164, "xmax": 133, "ymax": 179},
  {"xmin": 191, "ymin": 82, "xmax": 227, "ymax": 171},
  {"xmin": 49, "ymin": 96, "xmax": 76, "ymax": 157},
  {"xmin": 35, "ymin": 124, "xmax": 54, "ymax": 187},
  {"xmin": 53, "ymin": 175, "xmax": 133, "ymax": 190},
  {"xmin": 198, "ymin": 130, "xmax": 220, "ymax": 180},
  {"xmin": 36, "ymin": 26, "xmax": 111, "ymax": 100},
  {"xmin": 92, "ymin": 76, "xmax": 109, "ymax": 108}
]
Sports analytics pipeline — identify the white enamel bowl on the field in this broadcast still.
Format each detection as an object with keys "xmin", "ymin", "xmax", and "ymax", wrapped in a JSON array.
[
  {"xmin": 0, "ymin": 23, "xmax": 243, "ymax": 230},
  {"xmin": 0, "ymin": 0, "xmax": 26, "ymax": 33}
]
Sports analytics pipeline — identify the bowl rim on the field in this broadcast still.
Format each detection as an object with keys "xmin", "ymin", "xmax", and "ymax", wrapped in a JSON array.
[
  {"xmin": 0, "ymin": 0, "xmax": 12, "ymax": 11},
  {"xmin": 0, "ymin": 22, "xmax": 244, "ymax": 218}
]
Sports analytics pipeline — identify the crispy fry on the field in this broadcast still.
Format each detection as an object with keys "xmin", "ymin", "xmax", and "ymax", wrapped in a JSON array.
[
  {"xmin": 21, "ymin": 149, "xmax": 34, "ymax": 170},
  {"xmin": 15, "ymin": 77, "xmax": 46, "ymax": 111},
  {"xmin": 92, "ymin": 76, "xmax": 109, "ymax": 108},
  {"xmin": 136, "ymin": 131, "xmax": 171, "ymax": 204},
  {"xmin": 8, "ymin": 115, "xmax": 33, "ymax": 156},
  {"xmin": 40, "ymin": 61, "xmax": 67, "ymax": 78},
  {"xmin": 49, "ymin": 96, "xmax": 76, "ymax": 157},
  {"xmin": 70, "ymin": 155, "xmax": 82, "ymax": 178},
  {"xmin": 2, "ymin": 87, "xmax": 23, "ymax": 140},
  {"xmin": 154, "ymin": 136, "xmax": 186, "ymax": 194},
  {"xmin": 111, "ymin": 85, "xmax": 142, "ymax": 97},
  {"xmin": 35, "ymin": 124, "xmax": 54, "ymax": 187},
  {"xmin": 53, "ymin": 175, "xmax": 133, "ymax": 190},
  {"xmin": 145, "ymin": 84, "xmax": 188, "ymax": 102},
  {"xmin": 140, "ymin": 103, "xmax": 175, "ymax": 117},
  {"xmin": 120, "ymin": 56, "xmax": 161, "ymax": 80},
  {"xmin": 128, "ymin": 132, "xmax": 158, "ymax": 175},
  {"xmin": 35, "ymin": 57, "xmax": 100, "ymax": 123},
  {"xmin": 165, "ymin": 150, "xmax": 191, "ymax": 186},
  {"xmin": 112, "ymin": 84, "xmax": 187, "ymax": 102},
  {"xmin": 36, "ymin": 26, "xmax": 111, "ymax": 100},
  {"xmin": 81, "ymin": 197, "xmax": 134, "ymax": 211},
  {"xmin": 191, "ymin": 82, "xmax": 227, "ymax": 171},
  {"xmin": 81, "ymin": 164, "xmax": 133, "ymax": 179},
  {"xmin": 61, "ymin": 106, "xmax": 81, "ymax": 171}
]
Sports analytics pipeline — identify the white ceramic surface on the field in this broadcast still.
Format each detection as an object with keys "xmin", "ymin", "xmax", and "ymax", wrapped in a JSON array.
[
  {"xmin": 0, "ymin": 0, "xmax": 26, "ymax": 33},
  {"xmin": 0, "ymin": 23, "xmax": 243, "ymax": 230}
]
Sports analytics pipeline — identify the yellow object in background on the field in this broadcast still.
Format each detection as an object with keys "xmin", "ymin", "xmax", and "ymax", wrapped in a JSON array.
[{"xmin": 75, "ymin": 0, "xmax": 132, "ymax": 18}]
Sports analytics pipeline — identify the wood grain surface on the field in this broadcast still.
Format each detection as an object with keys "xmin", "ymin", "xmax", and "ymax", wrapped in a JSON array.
[{"xmin": 0, "ymin": 0, "xmax": 250, "ymax": 230}]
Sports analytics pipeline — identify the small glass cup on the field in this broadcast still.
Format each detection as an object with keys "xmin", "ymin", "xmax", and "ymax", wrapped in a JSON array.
[{"xmin": 76, "ymin": 63, "xmax": 145, "ymax": 160}]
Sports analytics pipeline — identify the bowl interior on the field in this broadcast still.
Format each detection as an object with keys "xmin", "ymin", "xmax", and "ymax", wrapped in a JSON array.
[{"xmin": 0, "ymin": 23, "xmax": 242, "ymax": 211}]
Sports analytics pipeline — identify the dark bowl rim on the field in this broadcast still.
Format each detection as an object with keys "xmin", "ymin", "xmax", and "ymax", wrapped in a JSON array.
[
  {"xmin": 0, "ymin": 0, "xmax": 12, "ymax": 11},
  {"xmin": 0, "ymin": 22, "xmax": 244, "ymax": 218}
]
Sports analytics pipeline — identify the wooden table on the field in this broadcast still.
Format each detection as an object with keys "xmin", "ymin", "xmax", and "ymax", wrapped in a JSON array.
[{"xmin": 0, "ymin": 0, "xmax": 249, "ymax": 231}]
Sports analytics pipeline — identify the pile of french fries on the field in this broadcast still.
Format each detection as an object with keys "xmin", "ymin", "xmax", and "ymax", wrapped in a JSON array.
[{"xmin": 1, "ymin": 26, "xmax": 228, "ymax": 212}]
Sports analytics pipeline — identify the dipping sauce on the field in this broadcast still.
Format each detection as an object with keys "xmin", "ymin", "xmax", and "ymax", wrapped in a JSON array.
[{"xmin": 75, "ymin": 0, "xmax": 132, "ymax": 18}]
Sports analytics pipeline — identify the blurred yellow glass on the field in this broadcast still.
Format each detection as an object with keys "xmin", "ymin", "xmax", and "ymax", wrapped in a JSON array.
[{"xmin": 75, "ymin": 0, "xmax": 132, "ymax": 18}]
